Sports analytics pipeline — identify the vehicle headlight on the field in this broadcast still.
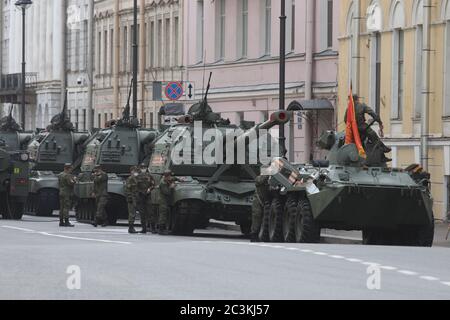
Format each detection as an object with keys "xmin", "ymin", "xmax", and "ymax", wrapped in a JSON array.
[{"xmin": 20, "ymin": 153, "xmax": 29, "ymax": 162}]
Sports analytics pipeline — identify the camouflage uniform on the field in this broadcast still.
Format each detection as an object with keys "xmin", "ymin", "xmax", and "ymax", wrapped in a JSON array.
[
  {"xmin": 158, "ymin": 177, "xmax": 175, "ymax": 228},
  {"xmin": 251, "ymin": 175, "xmax": 270, "ymax": 236},
  {"xmin": 58, "ymin": 171, "xmax": 76, "ymax": 220},
  {"xmin": 135, "ymin": 171, "xmax": 155, "ymax": 232},
  {"xmin": 93, "ymin": 170, "xmax": 109, "ymax": 223},
  {"xmin": 344, "ymin": 102, "xmax": 390, "ymax": 152},
  {"xmin": 125, "ymin": 174, "xmax": 138, "ymax": 225}
]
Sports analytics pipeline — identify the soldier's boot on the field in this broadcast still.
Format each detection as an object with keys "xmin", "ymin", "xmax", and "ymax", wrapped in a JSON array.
[
  {"xmin": 64, "ymin": 219, "xmax": 74, "ymax": 228},
  {"xmin": 92, "ymin": 218, "xmax": 99, "ymax": 228},
  {"xmin": 158, "ymin": 225, "xmax": 169, "ymax": 236},
  {"xmin": 140, "ymin": 225, "xmax": 148, "ymax": 234},
  {"xmin": 59, "ymin": 217, "xmax": 64, "ymax": 227},
  {"xmin": 128, "ymin": 224, "xmax": 138, "ymax": 234},
  {"xmin": 250, "ymin": 233, "xmax": 260, "ymax": 243}
]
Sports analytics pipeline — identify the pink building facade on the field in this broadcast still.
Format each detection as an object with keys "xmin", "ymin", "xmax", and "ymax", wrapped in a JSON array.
[{"xmin": 182, "ymin": 0, "xmax": 339, "ymax": 163}]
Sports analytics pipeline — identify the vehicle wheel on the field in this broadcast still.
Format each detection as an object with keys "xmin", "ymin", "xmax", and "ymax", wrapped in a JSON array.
[
  {"xmin": 269, "ymin": 198, "xmax": 284, "ymax": 243},
  {"xmin": 283, "ymin": 196, "xmax": 298, "ymax": 243},
  {"xmin": 258, "ymin": 201, "xmax": 271, "ymax": 242},
  {"xmin": 36, "ymin": 189, "xmax": 58, "ymax": 217},
  {"xmin": 170, "ymin": 201, "xmax": 200, "ymax": 236},
  {"xmin": 239, "ymin": 221, "xmax": 252, "ymax": 236},
  {"xmin": 9, "ymin": 201, "xmax": 24, "ymax": 220},
  {"xmin": 295, "ymin": 199, "xmax": 321, "ymax": 243},
  {"xmin": 417, "ymin": 219, "xmax": 435, "ymax": 247}
]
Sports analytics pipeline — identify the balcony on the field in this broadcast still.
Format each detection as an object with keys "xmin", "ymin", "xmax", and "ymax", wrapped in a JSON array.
[{"xmin": 0, "ymin": 73, "xmax": 37, "ymax": 104}]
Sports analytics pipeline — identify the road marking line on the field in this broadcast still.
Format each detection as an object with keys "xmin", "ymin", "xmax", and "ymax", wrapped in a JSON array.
[
  {"xmin": 362, "ymin": 262, "xmax": 379, "ymax": 266},
  {"xmin": 284, "ymin": 247, "xmax": 300, "ymax": 251},
  {"xmin": 2, "ymin": 226, "xmax": 34, "ymax": 232},
  {"xmin": 330, "ymin": 255, "xmax": 345, "ymax": 259},
  {"xmin": 345, "ymin": 258, "xmax": 362, "ymax": 263},
  {"xmin": 398, "ymin": 270, "xmax": 418, "ymax": 276},
  {"xmin": 420, "ymin": 276, "xmax": 439, "ymax": 281},
  {"xmin": 313, "ymin": 252, "xmax": 328, "ymax": 256},
  {"xmin": 2, "ymin": 225, "xmax": 131, "ymax": 245},
  {"xmin": 441, "ymin": 282, "xmax": 450, "ymax": 287},
  {"xmin": 301, "ymin": 249, "xmax": 313, "ymax": 253},
  {"xmin": 380, "ymin": 266, "xmax": 397, "ymax": 271}
]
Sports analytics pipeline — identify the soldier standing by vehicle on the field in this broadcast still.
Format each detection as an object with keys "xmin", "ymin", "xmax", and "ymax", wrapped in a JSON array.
[
  {"xmin": 344, "ymin": 95, "xmax": 391, "ymax": 155},
  {"xmin": 136, "ymin": 164, "xmax": 155, "ymax": 234},
  {"xmin": 125, "ymin": 166, "xmax": 139, "ymax": 234},
  {"xmin": 92, "ymin": 165, "xmax": 109, "ymax": 227},
  {"xmin": 158, "ymin": 170, "xmax": 176, "ymax": 235},
  {"xmin": 250, "ymin": 175, "xmax": 270, "ymax": 242},
  {"xmin": 58, "ymin": 164, "xmax": 76, "ymax": 227}
]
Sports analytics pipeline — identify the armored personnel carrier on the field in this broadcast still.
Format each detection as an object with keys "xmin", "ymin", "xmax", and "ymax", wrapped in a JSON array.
[
  {"xmin": 261, "ymin": 130, "xmax": 434, "ymax": 247},
  {"xmin": 74, "ymin": 86, "xmax": 159, "ymax": 225},
  {"xmin": 0, "ymin": 109, "xmax": 33, "ymax": 219},
  {"xmin": 149, "ymin": 74, "xmax": 291, "ymax": 236},
  {"xmin": 26, "ymin": 93, "xmax": 91, "ymax": 216}
]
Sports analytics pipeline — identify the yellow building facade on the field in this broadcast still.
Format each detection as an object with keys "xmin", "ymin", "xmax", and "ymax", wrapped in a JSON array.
[{"xmin": 338, "ymin": 0, "xmax": 450, "ymax": 220}]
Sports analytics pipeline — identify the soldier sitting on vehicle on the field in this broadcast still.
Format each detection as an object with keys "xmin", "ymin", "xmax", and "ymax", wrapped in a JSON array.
[
  {"xmin": 91, "ymin": 165, "xmax": 109, "ymax": 228},
  {"xmin": 344, "ymin": 95, "xmax": 391, "ymax": 155},
  {"xmin": 158, "ymin": 170, "xmax": 177, "ymax": 235},
  {"xmin": 125, "ymin": 166, "xmax": 139, "ymax": 234},
  {"xmin": 58, "ymin": 164, "xmax": 77, "ymax": 227}
]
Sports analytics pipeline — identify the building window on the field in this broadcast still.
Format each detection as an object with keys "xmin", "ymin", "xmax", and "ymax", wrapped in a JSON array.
[
  {"xmin": 291, "ymin": 0, "xmax": 295, "ymax": 51},
  {"xmin": 158, "ymin": 20, "xmax": 162, "ymax": 67},
  {"xmin": 327, "ymin": 0, "xmax": 333, "ymax": 48},
  {"xmin": 165, "ymin": 18, "xmax": 171, "ymax": 68},
  {"xmin": 174, "ymin": 17, "xmax": 179, "ymax": 66},
  {"xmin": 98, "ymin": 113, "xmax": 101, "ymax": 128},
  {"xmin": 264, "ymin": 0, "xmax": 272, "ymax": 55},
  {"xmin": 75, "ymin": 109, "xmax": 79, "ymax": 131},
  {"xmin": 241, "ymin": 0, "xmax": 248, "ymax": 58},
  {"xmin": 123, "ymin": 26, "xmax": 128, "ymax": 72},
  {"xmin": 375, "ymin": 33, "xmax": 381, "ymax": 116},
  {"xmin": 83, "ymin": 109, "xmax": 86, "ymax": 131},
  {"xmin": 97, "ymin": 31, "xmax": 101, "ymax": 74},
  {"xmin": 150, "ymin": 21, "xmax": 155, "ymax": 67},
  {"xmin": 197, "ymin": 0, "xmax": 204, "ymax": 62},
  {"xmin": 217, "ymin": 0, "xmax": 226, "ymax": 60},
  {"xmin": 110, "ymin": 29, "xmax": 114, "ymax": 74},
  {"xmin": 103, "ymin": 30, "xmax": 107, "ymax": 74},
  {"xmin": 445, "ymin": 21, "xmax": 450, "ymax": 117},
  {"xmin": 414, "ymin": 25, "xmax": 423, "ymax": 119},
  {"xmin": 104, "ymin": 113, "xmax": 108, "ymax": 126},
  {"xmin": 392, "ymin": 29, "xmax": 404, "ymax": 120}
]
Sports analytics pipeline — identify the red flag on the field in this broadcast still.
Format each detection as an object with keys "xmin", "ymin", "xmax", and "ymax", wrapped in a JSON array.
[{"xmin": 345, "ymin": 86, "xmax": 366, "ymax": 158}]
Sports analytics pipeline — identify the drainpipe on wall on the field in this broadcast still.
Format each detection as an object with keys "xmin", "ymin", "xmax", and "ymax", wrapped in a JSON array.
[
  {"xmin": 87, "ymin": 0, "xmax": 94, "ymax": 130},
  {"xmin": 139, "ymin": 0, "xmax": 145, "ymax": 125},
  {"xmin": 421, "ymin": 0, "xmax": 431, "ymax": 171},
  {"xmin": 61, "ymin": 0, "xmax": 67, "ymax": 106},
  {"xmin": 303, "ymin": 0, "xmax": 315, "ymax": 163},
  {"xmin": 113, "ymin": 0, "xmax": 120, "ymax": 119},
  {"xmin": 353, "ymin": 0, "xmax": 360, "ymax": 93}
]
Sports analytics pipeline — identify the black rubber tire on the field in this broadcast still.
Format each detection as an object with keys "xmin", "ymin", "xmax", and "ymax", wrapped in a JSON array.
[
  {"xmin": 240, "ymin": 221, "xmax": 252, "ymax": 236},
  {"xmin": 9, "ymin": 201, "xmax": 24, "ymax": 220},
  {"xmin": 35, "ymin": 189, "xmax": 59, "ymax": 217},
  {"xmin": 269, "ymin": 198, "xmax": 284, "ymax": 243},
  {"xmin": 170, "ymin": 201, "xmax": 200, "ymax": 236},
  {"xmin": 283, "ymin": 197, "xmax": 298, "ymax": 243},
  {"xmin": 295, "ymin": 199, "xmax": 321, "ymax": 243},
  {"xmin": 417, "ymin": 219, "xmax": 435, "ymax": 247},
  {"xmin": 258, "ymin": 201, "xmax": 271, "ymax": 242}
]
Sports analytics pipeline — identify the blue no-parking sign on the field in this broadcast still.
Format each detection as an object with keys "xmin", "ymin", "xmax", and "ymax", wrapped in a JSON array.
[{"xmin": 165, "ymin": 82, "xmax": 184, "ymax": 101}]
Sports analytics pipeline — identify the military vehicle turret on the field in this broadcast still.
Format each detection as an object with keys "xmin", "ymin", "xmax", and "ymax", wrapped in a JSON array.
[
  {"xmin": 260, "ymin": 129, "xmax": 434, "ymax": 247},
  {"xmin": 0, "ymin": 108, "xmax": 33, "ymax": 219},
  {"xmin": 26, "ymin": 92, "xmax": 91, "ymax": 216},
  {"xmin": 74, "ymin": 81, "xmax": 159, "ymax": 225},
  {"xmin": 149, "ymin": 73, "xmax": 291, "ymax": 236}
]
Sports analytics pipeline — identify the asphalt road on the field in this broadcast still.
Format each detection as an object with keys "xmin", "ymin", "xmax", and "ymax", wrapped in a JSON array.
[{"xmin": 1, "ymin": 215, "xmax": 450, "ymax": 300}]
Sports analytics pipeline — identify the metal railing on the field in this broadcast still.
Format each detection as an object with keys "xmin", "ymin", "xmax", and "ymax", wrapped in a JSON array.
[{"xmin": 0, "ymin": 73, "xmax": 37, "ymax": 92}]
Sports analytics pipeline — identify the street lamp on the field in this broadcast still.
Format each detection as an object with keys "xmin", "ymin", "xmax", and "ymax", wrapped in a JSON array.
[{"xmin": 15, "ymin": 0, "xmax": 32, "ymax": 130}]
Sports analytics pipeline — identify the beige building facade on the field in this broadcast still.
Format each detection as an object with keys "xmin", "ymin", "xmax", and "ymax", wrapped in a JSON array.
[
  {"xmin": 93, "ymin": 0, "xmax": 183, "ymax": 129},
  {"xmin": 338, "ymin": 0, "xmax": 450, "ymax": 220}
]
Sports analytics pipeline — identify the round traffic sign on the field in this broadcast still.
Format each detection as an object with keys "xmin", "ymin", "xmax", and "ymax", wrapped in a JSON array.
[{"xmin": 165, "ymin": 82, "xmax": 184, "ymax": 101}]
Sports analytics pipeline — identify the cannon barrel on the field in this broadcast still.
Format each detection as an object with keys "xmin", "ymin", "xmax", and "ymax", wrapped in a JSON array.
[{"xmin": 233, "ymin": 111, "xmax": 291, "ymax": 148}]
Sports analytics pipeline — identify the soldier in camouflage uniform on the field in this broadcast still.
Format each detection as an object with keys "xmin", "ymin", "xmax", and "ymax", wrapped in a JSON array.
[
  {"xmin": 158, "ymin": 170, "xmax": 176, "ymax": 235},
  {"xmin": 125, "ymin": 166, "xmax": 139, "ymax": 234},
  {"xmin": 250, "ymin": 175, "xmax": 270, "ymax": 242},
  {"xmin": 92, "ymin": 165, "xmax": 109, "ymax": 227},
  {"xmin": 58, "ymin": 164, "xmax": 76, "ymax": 227},
  {"xmin": 135, "ymin": 164, "xmax": 155, "ymax": 234}
]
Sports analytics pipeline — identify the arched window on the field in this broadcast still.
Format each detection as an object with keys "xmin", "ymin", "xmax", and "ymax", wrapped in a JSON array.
[
  {"xmin": 390, "ymin": 0, "xmax": 406, "ymax": 120},
  {"xmin": 367, "ymin": 0, "xmax": 383, "ymax": 115},
  {"xmin": 443, "ymin": 0, "xmax": 450, "ymax": 116},
  {"xmin": 413, "ymin": 0, "xmax": 424, "ymax": 119},
  {"xmin": 346, "ymin": 1, "xmax": 357, "ymax": 88}
]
